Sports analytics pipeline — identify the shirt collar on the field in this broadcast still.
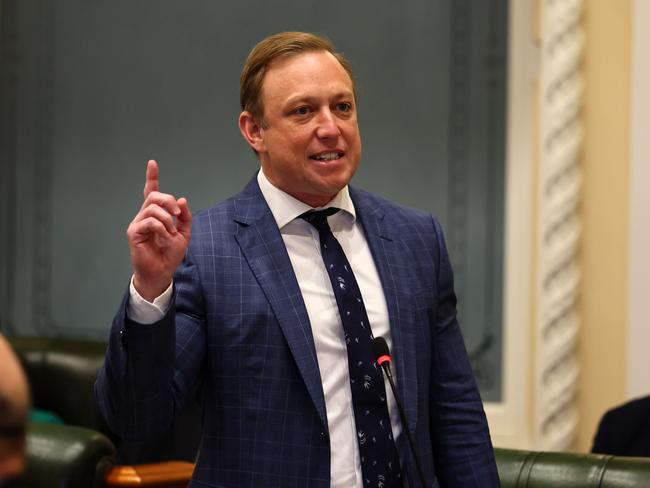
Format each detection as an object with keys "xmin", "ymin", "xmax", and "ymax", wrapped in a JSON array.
[{"xmin": 257, "ymin": 169, "xmax": 356, "ymax": 229}]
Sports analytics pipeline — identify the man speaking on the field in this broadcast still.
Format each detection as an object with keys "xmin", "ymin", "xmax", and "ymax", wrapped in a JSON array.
[{"xmin": 96, "ymin": 31, "xmax": 499, "ymax": 487}]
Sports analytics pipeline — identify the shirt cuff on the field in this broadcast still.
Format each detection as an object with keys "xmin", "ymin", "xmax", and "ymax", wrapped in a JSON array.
[{"xmin": 126, "ymin": 276, "xmax": 173, "ymax": 324}]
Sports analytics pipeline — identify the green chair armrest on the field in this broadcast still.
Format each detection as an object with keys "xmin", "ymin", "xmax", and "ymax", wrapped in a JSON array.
[
  {"xmin": 601, "ymin": 456, "xmax": 650, "ymax": 488},
  {"xmin": 23, "ymin": 422, "xmax": 116, "ymax": 488}
]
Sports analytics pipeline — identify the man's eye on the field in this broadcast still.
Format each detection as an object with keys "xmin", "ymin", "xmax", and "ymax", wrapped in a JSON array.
[
  {"xmin": 336, "ymin": 102, "xmax": 352, "ymax": 112},
  {"xmin": 293, "ymin": 106, "xmax": 310, "ymax": 116}
]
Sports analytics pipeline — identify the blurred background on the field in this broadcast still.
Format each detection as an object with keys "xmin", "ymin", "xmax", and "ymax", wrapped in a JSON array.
[{"xmin": 0, "ymin": 0, "xmax": 647, "ymax": 455}]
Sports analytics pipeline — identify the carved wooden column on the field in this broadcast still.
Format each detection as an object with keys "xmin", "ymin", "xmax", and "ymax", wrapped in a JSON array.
[{"xmin": 534, "ymin": 0, "xmax": 584, "ymax": 450}]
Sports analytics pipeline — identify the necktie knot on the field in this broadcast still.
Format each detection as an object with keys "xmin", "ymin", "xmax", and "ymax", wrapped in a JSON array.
[{"xmin": 300, "ymin": 208, "xmax": 339, "ymax": 233}]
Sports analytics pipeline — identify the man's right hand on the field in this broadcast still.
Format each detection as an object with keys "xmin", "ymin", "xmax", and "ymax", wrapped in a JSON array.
[{"xmin": 127, "ymin": 160, "xmax": 192, "ymax": 302}]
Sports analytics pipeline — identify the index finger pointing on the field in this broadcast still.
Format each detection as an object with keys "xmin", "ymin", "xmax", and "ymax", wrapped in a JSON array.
[{"xmin": 143, "ymin": 159, "xmax": 160, "ymax": 198}]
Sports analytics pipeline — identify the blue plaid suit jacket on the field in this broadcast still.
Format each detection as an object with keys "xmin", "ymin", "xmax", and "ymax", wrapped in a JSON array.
[{"xmin": 96, "ymin": 176, "xmax": 499, "ymax": 487}]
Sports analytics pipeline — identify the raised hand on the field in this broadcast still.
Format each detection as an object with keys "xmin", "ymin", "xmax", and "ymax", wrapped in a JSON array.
[{"xmin": 127, "ymin": 160, "xmax": 192, "ymax": 302}]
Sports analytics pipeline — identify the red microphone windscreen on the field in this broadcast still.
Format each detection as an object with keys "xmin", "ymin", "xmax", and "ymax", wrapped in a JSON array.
[{"xmin": 372, "ymin": 337, "xmax": 391, "ymax": 366}]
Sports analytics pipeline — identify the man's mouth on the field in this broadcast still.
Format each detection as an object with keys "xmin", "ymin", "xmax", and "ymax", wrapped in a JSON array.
[{"xmin": 310, "ymin": 151, "xmax": 344, "ymax": 162}]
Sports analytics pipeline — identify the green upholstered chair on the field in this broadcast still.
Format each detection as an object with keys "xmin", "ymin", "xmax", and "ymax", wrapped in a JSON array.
[
  {"xmin": 23, "ymin": 422, "xmax": 115, "ymax": 488},
  {"xmin": 23, "ymin": 422, "xmax": 193, "ymax": 487},
  {"xmin": 9, "ymin": 337, "xmax": 109, "ymax": 433},
  {"xmin": 495, "ymin": 447, "xmax": 650, "ymax": 487},
  {"xmin": 8, "ymin": 337, "xmax": 195, "ymax": 487}
]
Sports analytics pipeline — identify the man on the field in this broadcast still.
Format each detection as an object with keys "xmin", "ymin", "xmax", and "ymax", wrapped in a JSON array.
[
  {"xmin": 96, "ymin": 32, "xmax": 499, "ymax": 487},
  {"xmin": 0, "ymin": 334, "xmax": 29, "ymax": 485}
]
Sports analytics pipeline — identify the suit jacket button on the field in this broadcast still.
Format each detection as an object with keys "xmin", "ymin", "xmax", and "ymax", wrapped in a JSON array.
[{"xmin": 119, "ymin": 329, "xmax": 127, "ymax": 351}]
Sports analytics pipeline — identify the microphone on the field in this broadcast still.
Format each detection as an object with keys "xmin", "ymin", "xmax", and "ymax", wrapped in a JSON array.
[{"xmin": 372, "ymin": 337, "xmax": 427, "ymax": 488}]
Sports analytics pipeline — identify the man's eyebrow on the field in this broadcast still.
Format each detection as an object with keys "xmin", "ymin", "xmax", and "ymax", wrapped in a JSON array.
[
  {"xmin": 284, "ymin": 91, "xmax": 354, "ymax": 106},
  {"xmin": 331, "ymin": 91, "xmax": 355, "ymax": 101}
]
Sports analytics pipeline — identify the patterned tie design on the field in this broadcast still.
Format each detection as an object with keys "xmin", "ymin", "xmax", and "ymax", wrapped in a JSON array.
[{"xmin": 301, "ymin": 209, "xmax": 402, "ymax": 488}]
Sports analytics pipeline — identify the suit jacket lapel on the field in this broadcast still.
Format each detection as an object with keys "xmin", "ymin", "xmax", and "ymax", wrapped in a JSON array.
[
  {"xmin": 351, "ymin": 189, "xmax": 419, "ymax": 434},
  {"xmin": 232, "ymin": 179, "xmax": 328, "ymax": 430}
]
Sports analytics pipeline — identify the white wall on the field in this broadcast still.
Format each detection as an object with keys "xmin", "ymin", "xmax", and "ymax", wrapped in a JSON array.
[{"xmin": 627, "ymin": 0, "xmax": 650, "ymax": 399}]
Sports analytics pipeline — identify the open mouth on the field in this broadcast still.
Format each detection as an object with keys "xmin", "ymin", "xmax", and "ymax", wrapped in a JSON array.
[{"xmin": 310, "ymin": 151, "xmax": 344, "ymax": 162}]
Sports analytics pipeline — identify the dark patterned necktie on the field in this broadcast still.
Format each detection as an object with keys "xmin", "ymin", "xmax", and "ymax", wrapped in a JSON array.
[{"xmin": 301, "ymin": 208, "xmax": 402, "ymax": 488}]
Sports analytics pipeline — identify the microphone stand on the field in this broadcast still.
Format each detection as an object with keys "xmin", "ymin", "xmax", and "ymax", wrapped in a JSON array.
[{"xmin": 379, "ymin": 360, "xmax": 427, "ymax": 487}]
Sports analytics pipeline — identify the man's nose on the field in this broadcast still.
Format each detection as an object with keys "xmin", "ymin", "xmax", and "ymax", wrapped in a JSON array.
[{"xmin": 315, "ymin": 109, "xmax": 341, "ymax": 139}]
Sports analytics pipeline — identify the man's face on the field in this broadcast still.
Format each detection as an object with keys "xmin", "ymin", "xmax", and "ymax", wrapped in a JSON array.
[{"xmin": 255, "ymin": 50, "xmax": 362, "ymax": 207}]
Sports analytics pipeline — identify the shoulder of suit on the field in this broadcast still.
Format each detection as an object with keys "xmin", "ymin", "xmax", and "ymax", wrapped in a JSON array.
[
  {"xmin": 603, "ymin": 395, "xmax": 650, "ymax": 421},
  {"xmin": 189, "ymin": 199, "xmax": 237, "ymax": 230},
  {"xmin": 349, "ymin": 186, "xmax": 439, "ymax": 230}
]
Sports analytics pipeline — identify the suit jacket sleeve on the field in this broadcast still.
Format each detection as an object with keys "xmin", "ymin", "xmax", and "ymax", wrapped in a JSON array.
[
  {"xmin": 427, "ymin": 216, "xmax": 500, "ymax": 486},
  {"xmin": 95, "ymin": 251, "xmax": 206, "ymax": 441}
]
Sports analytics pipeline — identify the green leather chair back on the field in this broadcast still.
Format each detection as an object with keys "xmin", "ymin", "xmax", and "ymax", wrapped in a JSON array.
[
  {"xmin": 10, "ymin": 337, "xmax": 108, "ymax": 431},
  {"xmin": 495, "ymin": 448, "xmax": 650, "ymax": 487}
]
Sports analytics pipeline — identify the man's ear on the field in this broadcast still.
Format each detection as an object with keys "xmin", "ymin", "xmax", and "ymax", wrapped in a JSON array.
[{"xmin": 238, "ymin": 111, "xmax": 266, "ymax": 153}]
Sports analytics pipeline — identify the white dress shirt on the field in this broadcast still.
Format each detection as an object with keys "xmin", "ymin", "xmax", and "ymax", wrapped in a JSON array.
[{"xmin": 128, "ymin": 169, "xmax": 403, "ymax": 488}]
